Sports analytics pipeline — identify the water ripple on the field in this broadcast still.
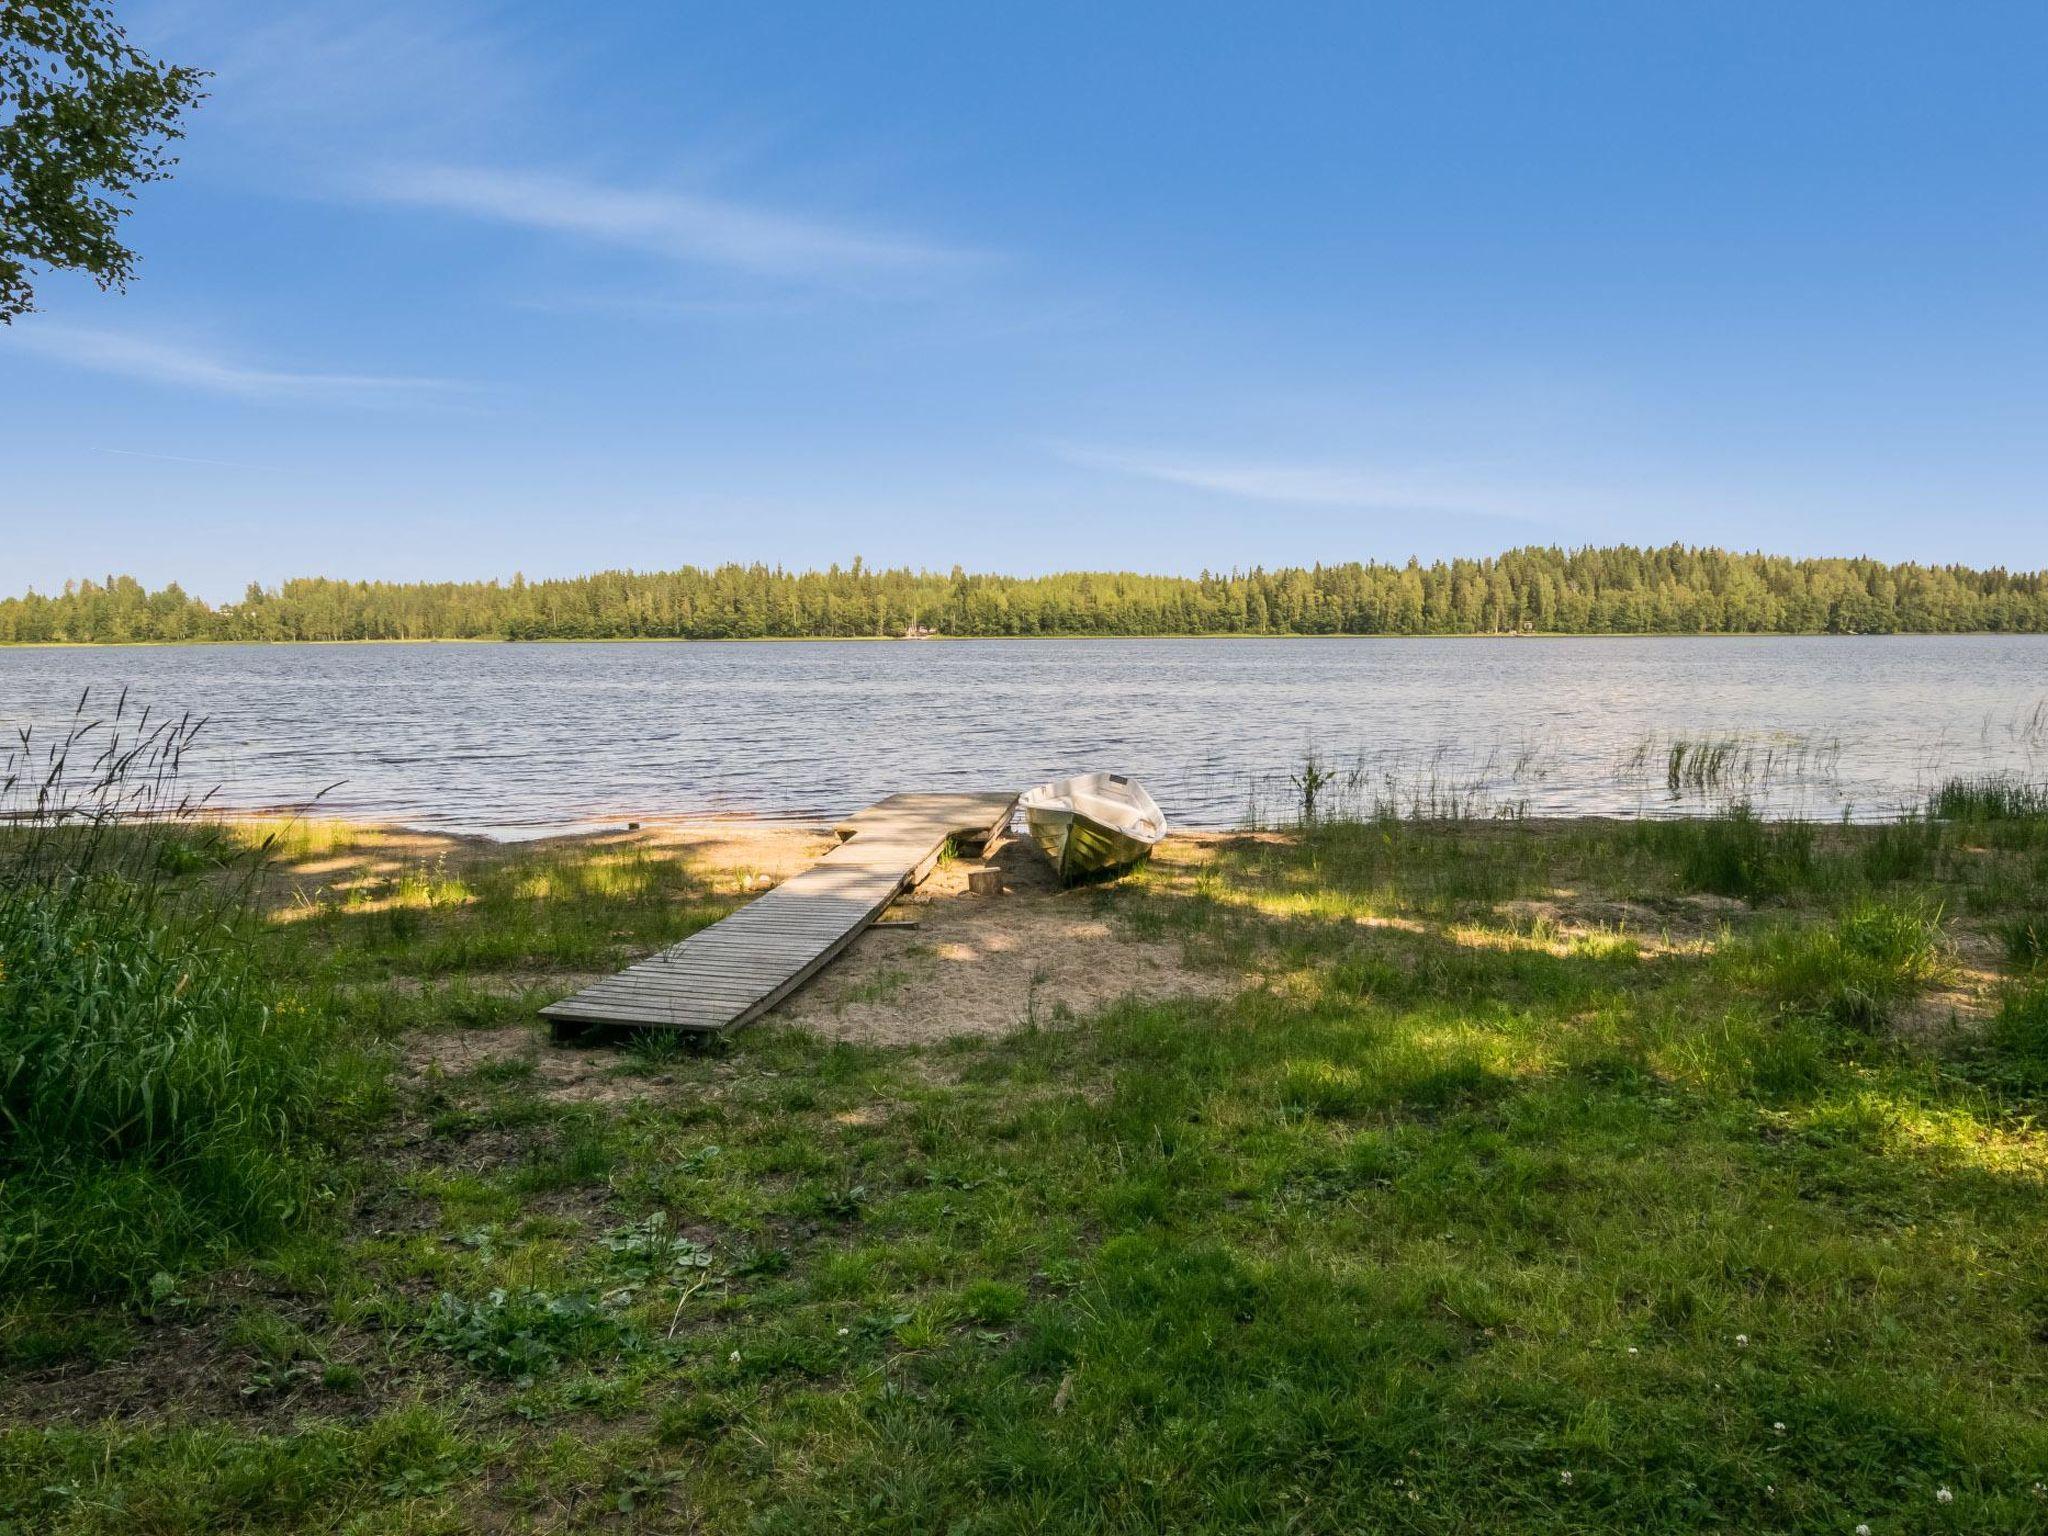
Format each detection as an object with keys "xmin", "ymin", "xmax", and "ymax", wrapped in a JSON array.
[{"xmin": 2, "ymin": 636, "xmax": 2043, "ymax": 833}]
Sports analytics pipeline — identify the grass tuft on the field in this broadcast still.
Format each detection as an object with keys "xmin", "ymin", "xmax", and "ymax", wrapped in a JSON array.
[
  {"xmin": 1857, "ymin": 816, "xmax": 1941, "ymax": 884},
  {"xmin": 1998, "ymin": 912, "xmax": 2045, "ymax": 971},
  {"xmin": 0, "ymin": 692, "xmax": 376, "ymax": 1298},
  {"xmin": 1929, "ymin": 775, "xmax": 2048, "ymax": 822},
  {"xmin": 1978, "ymin": 982, "xmax": 2048, "ymax": 1092},
  {"xmin": 0, "ymin": 890, "xmax": 368, "ymax": 1296},
  {"xmin": 419, "ymin": 1287, "xmax": 637, "ymax": 1383},
  {"xmin": 1635, "ymin": 803, "xmax": 1814, "ymax": 901},
  {"xmin": 1749, "ymin": 899, "xmax": 1949, "ymax": 1030}
]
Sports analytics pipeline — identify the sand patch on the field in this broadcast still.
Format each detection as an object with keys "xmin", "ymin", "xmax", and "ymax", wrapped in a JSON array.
[
  {"xmin": 405, "ymin": 1023, "xmax": 671, "ymax": 1105},
  {"xmin": 1893, "ymin": 987, "xmax": 1997, "ymax": 1043},
  {"xmin": 287, "ymin": 818, "xmax": 1216, "ymax": 1057},
  {"xmin": 621, "ymin": 817, "xmax": 839, "ymax": 890},
  {"xmin": 387, "ymin": 970, "xmax": 610, "ymax": 999},
  {"xmin": 405, "ymin": 1027, "xmax": 533, "ymax": 1078},
  {"xmin": 1891, "ymin": 925, "xmax": 2007, "ymax": 1043},
  {"xmin": 246, "ymin": 816, "xmax": 839, "ymax": 915},
  {"xmin": 1499, "ymin": 890, "xmax": 1742, "ymax": 955},
  {"xmin": 775, "ymin": 835, "xmax": 1232, "ymax": 1046}
]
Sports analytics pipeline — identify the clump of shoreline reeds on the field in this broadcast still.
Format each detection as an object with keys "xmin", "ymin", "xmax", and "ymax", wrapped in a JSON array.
[
  {"xmin": 1634, "ymin": 801, "xmax": 1815, "ymax": 901},
  {"xmin": 1666, "ymin": 736, "xmax": 1741, "ymax": 795},
  {"xmin": 1, "ymin": 690, "xmax": 367, "ymax": 1299},
  {"xmin": 1928, "ymin": 775, "xmax": 2048, "ymax": 822},
  {"xmin": 1622, "ymin": 730, "xmax": 1845, "ymax": 804},
  {"xmin": 1290, "ymin": 750, "xmax": 1337, "ymax": 829},
  {"xmin": 1271, "ymin": 744, "xmax": 1530, "ymax": 830}
]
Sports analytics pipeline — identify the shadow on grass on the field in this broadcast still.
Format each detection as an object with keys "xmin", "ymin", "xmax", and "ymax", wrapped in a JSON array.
[{"xmin": 9, "ymin": 811, "xmax": 2047, "ymax": 1533}]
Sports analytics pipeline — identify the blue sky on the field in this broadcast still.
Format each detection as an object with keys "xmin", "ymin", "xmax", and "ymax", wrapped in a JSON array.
[{"xmin": 2, "ymin": 0, "xmax": 2043, "ymax": 603}]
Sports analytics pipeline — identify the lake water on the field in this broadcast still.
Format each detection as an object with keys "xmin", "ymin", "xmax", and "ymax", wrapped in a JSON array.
[{"xmin": 2, "ymin": 637, "xmax": 2044, "ymax": 834}]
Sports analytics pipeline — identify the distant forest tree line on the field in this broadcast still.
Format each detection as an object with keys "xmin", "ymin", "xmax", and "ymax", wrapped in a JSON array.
[{"xmin": 4, "ymin": 546, "xmax": 2046, "ymax": 644}]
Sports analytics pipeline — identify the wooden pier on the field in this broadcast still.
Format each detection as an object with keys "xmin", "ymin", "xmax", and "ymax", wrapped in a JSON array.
[{"xmin": 540, "ymin": 791, "xmax": 1018, "ymax": 1035}]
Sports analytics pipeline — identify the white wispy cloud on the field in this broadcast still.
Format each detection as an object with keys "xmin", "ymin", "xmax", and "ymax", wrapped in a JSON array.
[
  {"xmin": 89, "ymin": 446, "xmax": 274, "ymax": 471},
  {"xmin": 366, "ymin": 164, "xmax": 969, "ymax": 281},
  {"xmin": 10, "ymin": 323, "xmax": 459, "ymax": 400},
  {"xmin": 1058, "ymin": 445, "xmax": 1544, "ymax": 522},
  {"xmin": 135, "ymin": 0, "xmax": 532, "ymax": 158},
  {"xmin": 507, "ymin": 291, "xmax": 819, "ymax": 322}
]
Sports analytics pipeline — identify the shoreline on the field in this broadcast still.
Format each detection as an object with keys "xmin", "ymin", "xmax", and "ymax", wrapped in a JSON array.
[
  {"xmin": 5, "ymin": 629, "xmax": 2046, "ymax": 650},
  {"xmin": 221, "ymin": 806, "xmax": 1923, "ymax": 849}
]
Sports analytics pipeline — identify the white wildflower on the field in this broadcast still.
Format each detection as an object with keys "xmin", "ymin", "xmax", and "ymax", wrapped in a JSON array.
[
  {"xmin": 728, "ymin": 1349, "xmax": 741, "ymax": 1363},
  {"xmin": 1773, "ymin": 1422, "xmax": 1786, "ymax": 1433},
  {"xmin": 1855, "ymin": 1525, "xmax": 1871, "ymax": 1535},
  {"xmin": 1735, "ymin": 1333, "xmax": 1749, "ymax": 1346},
  {"xmin": 1936, "ymin": 1487, "xmax": 1953, "ymax": 1505},
  {"xmin": 837, "ymin": 1327, "xmax": 850, "ymax": 1337},
  {"xmin": 1627, "ymin": 1346, "xmax": 1639, "ymax": 1356},
  {"xmin": 1558, "ymin": 1471, "xmax": 1573, "ymax": 1486}
]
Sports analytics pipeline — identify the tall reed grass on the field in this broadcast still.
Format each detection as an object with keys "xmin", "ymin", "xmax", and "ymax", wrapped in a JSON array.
[
  {"xmin": 1611, "ymin": 729, "xmax": 1845, "ymax": 808},
  {"xmin": 1, "ymin": 692, "xmax": 370, "ymax": 1298},
  {"xmin": 1928, "ymin": 775, "xmax": 2048, "ymax": 821},
  {"xmin": 1632, "ymin": 802, "xmax": 1815, "ymax": 900},
  {"xmin": 1277, "ymin": 745, "xmax": 1530, "ymax": 828},
  {"xmin": 1979, "ymin": 981, "xmax": 2048, "ymax": 1092}
]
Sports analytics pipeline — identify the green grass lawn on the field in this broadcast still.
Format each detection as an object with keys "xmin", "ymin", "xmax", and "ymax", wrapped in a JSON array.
[{"xmin": 4, "ymin": 809, "xmax": 2047, "ymax": 1533}]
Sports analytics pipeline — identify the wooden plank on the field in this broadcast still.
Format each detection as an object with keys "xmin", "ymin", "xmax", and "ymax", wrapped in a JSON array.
[
  {"xmin": 678, "ymin": 922, "xmax": 855, "ymax": 942},
  {"xmin": 722, "ymin": 895, "xmax": 896, "ymax": 918},
  {"xmin": 604, "ymin": 954, "xmax": 808, "ymax": 978},
  {"xmin": 638, "ymin": 946, "xmax": 831, "ymax": 970},
  {"xmin": 608, "ymin": 954, "xmax": 816, "ymax": 980},
  {"xmin": 548, "ymin": 987, "xmax": 740, "ymax": 1015},
  {"xmin": 557, "ymin": 996, "xmax": 740, "ymax": 1021},
  {"xmin": 540, "ymin": 789, "xmax": 1017, "ymax": 1035},
  {"xmin": 577, "ymin": 974, "xmax": 779, "ymax": 1001},
  {"xmin": 681, "ymin": 915, "xmax": 863, "ymax": 937},
  {"xmin": 545, "ymin": 1001, "xmax": 729, "ymax": 1029},
  {"xmin": 607, "ymin": 978, "xmax": 811, "ymax": 1003},
  {"xmin": 624, "ymin": 948, "xmax": 819, "ymax": 971},
  {"xmin": 702, "ymin": 919, "xmax": 876, "ymax": 941},
  {"xmin": 584, "ymin": 962, "xmax": 787, "ymax": 986},
  {"xmin": 658, "ymin": 935, "xmax": 839, "ymax": 958},
  {"xmin": 648, "ymin": 947, "xmax": 837, "ymax": 971}
]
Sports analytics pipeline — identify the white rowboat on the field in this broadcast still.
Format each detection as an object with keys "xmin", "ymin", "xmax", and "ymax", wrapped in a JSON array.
[{"xmin": 1018, "ymin": 772, "xmax": 1166, "ymax": 884}]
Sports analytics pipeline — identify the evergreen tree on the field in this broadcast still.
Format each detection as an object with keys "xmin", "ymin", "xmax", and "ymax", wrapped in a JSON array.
[{"xmin": 2, "ymin": 546, "xmax": 2044, "ymax": 644}]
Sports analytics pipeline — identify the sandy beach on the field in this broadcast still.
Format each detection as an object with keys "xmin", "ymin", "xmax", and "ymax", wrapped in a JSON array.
[{"xmin": 249, "ymin": 813, "xmax": 1233, "ymax": 1049}]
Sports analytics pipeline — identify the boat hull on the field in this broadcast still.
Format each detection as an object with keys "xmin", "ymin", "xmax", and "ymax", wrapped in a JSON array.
[{"xmin": 1020, "ymin": 777, "xmax": 1165, "ymax": 885}]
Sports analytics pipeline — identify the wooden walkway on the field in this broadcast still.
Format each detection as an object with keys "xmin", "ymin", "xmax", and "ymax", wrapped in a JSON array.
[{"xmin": 540, "ymin": 791, "xmax": 1018, "ymax": 1035}]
